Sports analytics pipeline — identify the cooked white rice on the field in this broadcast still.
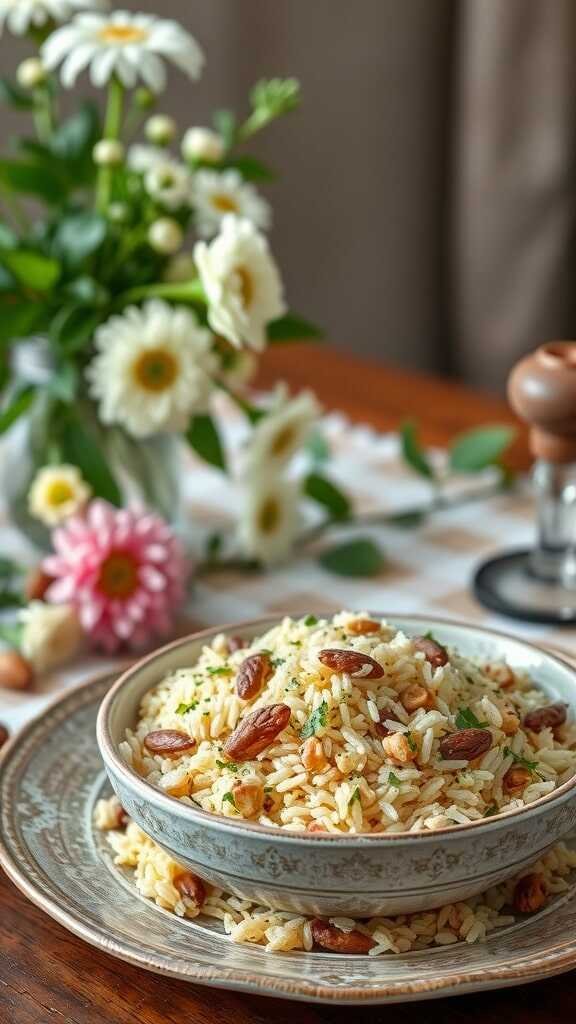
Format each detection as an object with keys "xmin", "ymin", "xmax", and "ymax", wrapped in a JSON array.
[
  {"xmin": 120, "ymin": 612, "xmax": 576, "ymax": 835},
  {"xmin": 95, "ymin": 802, "xmax": 576, "ymax": 955}
]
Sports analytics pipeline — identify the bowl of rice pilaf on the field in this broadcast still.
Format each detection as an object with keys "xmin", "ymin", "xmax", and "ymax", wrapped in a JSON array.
[{"xmin": 97, "ymin": 612, "xmax": 576, "ymax": 917}]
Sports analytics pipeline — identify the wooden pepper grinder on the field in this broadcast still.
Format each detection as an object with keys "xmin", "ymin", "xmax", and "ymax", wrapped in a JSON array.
[{"xmin": 473, "ymin": 341, "xmax": 576, "ymax": 624}]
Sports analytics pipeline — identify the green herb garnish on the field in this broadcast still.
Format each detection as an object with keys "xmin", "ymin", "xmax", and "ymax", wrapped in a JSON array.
[
  {"xmin": 455, "ymin": 707, "xmax": 489, "ymax": 730},
  {"xmin": 271, "ymin": 656, "xmax": 285, "ymax": 667},
  {"xmin": 176, "ymin": 701, "xmax": 198, "ymax": 715},
  {"xmin": 503, "ymin": 747, "xmax": 542, "ymax": 776},
  {"xmin": 300, "ymin": 700, "xmax": 329, "ymax": 739},
  {"xmin": 406, "ymin": 732, "xmax": 417, "ymax": 752},
  {"xmin": 216, "ymin": 760, "xmax": 239, "ymax": 772},
  {"xmin": 388, "ymin": 772, "xmax": 402, "ymax": 788},
  {"xmin": 264, "ymin": 786, "xmax": 273, "ymax": 793},
  {"xmin": 222, "ymin": 791, "xmax": 237, "ymax": 810},
  {"xmin": 304, "ymin": 614, "xmax": 318, "ymax": 626},
  {"xmin": 349, "ymin": 786, "xmax": 361, "ymax": 805},
  {"xmin": 285, "ymin": 677, "xmax": 300, "ymax": 691},
  {"xmin": 207, "ymin": 665, "xmax": 232, "ymax": 676},
  {"xmin": 484, "ymin": 803, "xmax": 498, "ymax": 817}
]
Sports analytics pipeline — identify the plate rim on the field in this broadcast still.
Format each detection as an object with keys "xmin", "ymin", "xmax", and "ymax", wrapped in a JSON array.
[{"xmin": 3, "ymin": 667, "xmax": 576, "ymax": 1003}]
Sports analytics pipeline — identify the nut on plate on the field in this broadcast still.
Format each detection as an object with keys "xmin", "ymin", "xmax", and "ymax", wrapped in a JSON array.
[
  {"xmin": 439, "ymin": 728, "xmax": 492, "ymax": 761},
  {"xmin": 236, "ymin": 653, "xmax": 273, "ymax": 700},
  {"xmin": 0, "ymin": 650, "xmax": 33, "ymax": 691},
  {"xmin": 512, "ymin": 872, "xmax": 547, "ymax": 913},
  {"xmin": 301, "ymin": 736, "xmax": 327, "ymax": 771},
  {"xmin": 222, "ymin": 703, "xmax": 291, "ymax": 761},
  {"xmin": 143, "ymin": 729, "xmax": 196, "ymax": 757},
  {"xmin": 345, "ymin": 618, "xmax": 380, "ymax": 635},
  {"xmin": 382, "ymin": 732, "xmax": 417, "ymax": 763},
  {"xmin": 310, "ymin": 918, "xmax": 375, "ymax": 953},
  {"xmin": 503, "ymin": 765, "xmax": 532, "ymax": 796},
  {"xmin": 523, "ymin": 703, "xmax": 567, "ymax": 733},
  {"xmin": 413, "ymin": 635, "xmax": 449, "ymax": 668},
  {"xmin": 0, "ymin": 722, "xmax": 9, "ymax": 750},
  {"xmin": 401, "ymin": 684, "xmax": 432, "ymax": 713},
  {"xmin": 174, "ymin": 871, "xmax": 206, "ymax": 908},
  {"xmin": 318, "ymin": 649, "xmax": 384, "ymax": 680},
  {"xmin": 232, "ymin": 779, "xmax": 264, "ymax": 817}
]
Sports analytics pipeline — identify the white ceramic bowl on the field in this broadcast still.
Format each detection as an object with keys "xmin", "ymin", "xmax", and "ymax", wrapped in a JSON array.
[{"xmin": 97, "ymin": 615, "xmax": 576, "ymax": 917}]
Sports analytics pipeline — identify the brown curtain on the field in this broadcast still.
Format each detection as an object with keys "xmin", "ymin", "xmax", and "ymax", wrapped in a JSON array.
[{"xmin": 453, "ymin": 0, "xmax": 576, "ymax": 391}]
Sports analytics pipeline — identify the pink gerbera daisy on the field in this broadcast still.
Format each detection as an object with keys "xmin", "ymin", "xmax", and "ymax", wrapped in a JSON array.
[{"xmin": 43, "ymin": 500, "xmax": 189, "ymax": 651}]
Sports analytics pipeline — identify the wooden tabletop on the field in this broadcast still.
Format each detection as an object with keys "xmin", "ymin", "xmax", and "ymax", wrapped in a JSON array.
[{"xmin": 4, "ymin": 346, "xmax": 569, "ymax": 1024}]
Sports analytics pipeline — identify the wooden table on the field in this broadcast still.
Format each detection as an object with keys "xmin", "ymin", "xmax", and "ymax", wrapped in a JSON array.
[{"xmin": 4, "ymin": 347, "xmax": 571, "ymax": 1024}]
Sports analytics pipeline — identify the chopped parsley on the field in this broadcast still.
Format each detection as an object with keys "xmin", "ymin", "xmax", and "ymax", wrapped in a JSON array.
[
  {"xmin": 388, "ymin": 772, "xmax": 402, "ymax": 788},
  {"xmin": 271, "ymin": 656, "xmax": 285, "ymax": 667},
  {"xmin": 484, "ymin": 803, "xmax": 498, "ymax": 817},
  {"xmin": 423, "ymin": 630, "xmax": 436, "ymax": 641},
  {"xmin": 300, "ymin": 700, "xmax": 329, "ymax": 739},
  {"xmin": 176, "ymin": 701, "xmax": 198, "ymax": 715},
  {"xmin": 455, "ymin": 707, "xmax": 489, "ymax": 730},
  {"xmin": 348, "ymin": 786, "xmax": 361, "ymax": 806},
  {"xmin": 264, "ymin": 786, "xmax": 273, "ymax": 793},
  {"xmin": 207, "ymin": 665, "xmax": 232, "ymax": 676},
  {"xmin": 285, "ymin": 677, "xmax": 300, "ymax": 691},
  {"xmin": 406, "ymin": 732, "xmax": 417, "ymax": 752},
  {"xmin": 222, "ymin": 791, "xmax": 237, "ymax": 810},
  {"xmin": 216, "ymin": 760, "xmax": 239, "ymax": 773},
  {"xmin": 304, "ymin": 614, "xmax": 318, "ymax": 626},
  {"xmin": 503, "ymin": 747, "xmax": 542, "ymax": 776}
]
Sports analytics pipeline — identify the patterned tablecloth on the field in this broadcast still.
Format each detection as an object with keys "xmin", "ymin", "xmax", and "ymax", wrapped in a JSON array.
[{"xmin": 1, "ymin": 407, "xmax": 574, "ymax": 734}]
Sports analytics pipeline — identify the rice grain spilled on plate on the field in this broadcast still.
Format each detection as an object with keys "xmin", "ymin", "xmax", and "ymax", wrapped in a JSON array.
[
  {"xmin": 95, "ymin": 806, "xmax": 576, "ymax": 955},
  {"xmin": 119, "ymin": 612, "xmax": 576, "ymax": 834}
]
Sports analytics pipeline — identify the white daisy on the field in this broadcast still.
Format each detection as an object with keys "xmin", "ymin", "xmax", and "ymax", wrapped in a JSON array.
[
  {"xmin": 0, "ymin": 0, "xmax": 105, "ymax": 36},
  {"xmin": 237, "ymin": 473, "xmax": 301, "ymax": 565},
  {"xmin": 243, "ymin": 389, "xmax": 321, "ymax": 476},
  {"xmin": 86, "ymin": 299, "xmax": 216, "ymax": 438},
  {"xmin": 192, "ymin": 169, "xmax": 271, "ymax": 239},
  {"xmin": 194, "ymin": 216, "xmax": 286, "ymax": 351},
  {"xmin": 20, "ymin": 601, "xmax": 83, "ymax": 673},
  {"xmin": 28, "ymin": 464, "xmax": 91, "ymax": 526},
  {"xmin": 127, "ymin": 143, "xmax": 165, "ymax": 173},
  {"xmin": 145, "ymin": 156, "xmax": 191, "ymax": 210},
  {"xmin": 42, "ymin": 9, "xmax": 204, "ymax": 91}
]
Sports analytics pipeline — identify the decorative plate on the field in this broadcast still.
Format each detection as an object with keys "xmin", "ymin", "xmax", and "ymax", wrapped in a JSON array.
[{"xmin": 2, "ymin": 672, "xmax": 576, "ymax": 1005}]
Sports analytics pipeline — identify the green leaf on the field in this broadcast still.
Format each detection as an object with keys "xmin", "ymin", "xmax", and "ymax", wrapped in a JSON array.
[
  {"xmin": 0, "ymin": 249, "xmax": 61, "ymax": 290},
  {"xmin": 449, "ymin": 426, "xmax": 516, "ymax": 474},
  {"xmin": 483, "ymin": 803, "xmax": 498, "ymax": 818},
  {"xmin": 406, "ymin": 732, "xmax": 418, "ymax": 752},
  {"xmin": 186, "ymin": 414, "xmax": 227, "ymax": 471},
  {"xmin": 206, "ymin": 665, "xmax": 232, "ymax": 676},
  {"xmin": 176, "ymin": 701, "xmax": 198, "ymax": 714},
  {"xmin": 0, "ymin": 621, "xmax": 24, "ymax": 645},
  {"xmin": 303, "ymin": 614, "xmax": 318, "ymax": 626},
  {"xmin": 348, "ymin": 786, "xmax": 361, "ymax": 806},
  {"xmin": 222, "ymin": 155, "xmax": 275, "ymax": 181},
  {"xmin": 0, "ymin": 78, "xmax": 34, "ymax": 111},
  {"xmin": 46, "ymin": 363, "xmax": 78, "ymax": 403},
  {"xmin": 60, "ymin": 414, "xmax": 122, "ymax": 506},
  {"xmin": 455, "ymin": 707, "xmax": 489, "ymax": 730},
  {"xmin": 52, "ymin": 211, "xmax": 107, "ymax": 266},
  {"xmin": 503, "ymin": 747, "xmax": 541, "ymax": 775},
  {"xmin": 400, "ymin": 420, "xmax": 434, "ymax": 479},
  {"xmin": 304, "ymin": 472, "xmax": 351, "ymax": 521},
  {"xmin": 0, "ymin": 223, "xmax": 17, "ymax": 249},
  {"xmin": 386, "ymin": 508, "xmax": 428, "ymax": 529},
  {"xmin": 0, "ymin": 159, "xmax": 65, "ymax": 203},
  {"xmin": 213, "ymin": 109, "xmax": 237, "ymax": 151},
  {"xmin": 267, "ymin": 313, "xmax": 322, "ymax": 342},
  {"xmin": 388, "ymin": 772, "xmax": 402, "ymax": 788},
  {"xmin": 50, "ymin": 305, "xmax": 101, "ymax": 354},
  {"xmin": 51, "ymin": 102, "xmax": 100, "ymax": 164},
  {"xmin": 306, "ymin": 430, "xmax": 330, "ymax": 464},
  {"xmin": 319, "ymin": 538, "xmax": 385, "ymax": 578},
  {"xmin": 241, "ymin": 79, "xmax": 301, "ymax": 138},
  {"xmin": 0, "ymin": 386, "xmax": 35, "ymax": 436},
  {"xmin": 216, "ymin": 759, "xmax": 239, "ymax": 772},
  {"xmin": 0, "ymin": 303, "xmax": 45, "ymax": 345},
  {"xmin": 300, "ymin": 700, "xmax": 328, "ymax": 739},
  {"xmin": 222, "ymin": 791, "xmax": 237, "ymax": 810}
]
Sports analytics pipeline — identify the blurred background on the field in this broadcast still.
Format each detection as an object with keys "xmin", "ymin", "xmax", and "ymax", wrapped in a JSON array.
[{"xmin": 2, "ymin": 0, "xmax": 576, "ymax": 392}]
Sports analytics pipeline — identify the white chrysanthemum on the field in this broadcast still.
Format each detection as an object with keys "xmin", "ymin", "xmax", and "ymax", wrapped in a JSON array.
[
  {"xmin": 145, "ymin": 156, "xmax": 191, "ymax": 210},
  {"xmin": 237, "ymin": 473, "xmax": 301, "ymax": 565},
  {"xmin": 127, "ymin": 143, "xmax": 165, "ymax": 174},
  {"xmin": 194, "ymin": 216, "xmax": 286, "ymax": 351},
  {"xmin": 86, "ymin": 299, "xmax": 216, "ymax": 438},
  {"xmin": 244, "ymin": 389, "xmax": 321, "ymax": 476},
  {"xmin": 0, "ymin": 0, "xmax": 105, "ymax": 36},
  {"xmin": 28, "ymin": 464, "xmax": 91, "ymax": 526},
  {"xmin": 20, "ymin": 601, "xmax": 83, "ymax": 672},
  {"xmin": 42, "ymin": 9, "xmax": 204, "ymax": 91},
  {"xmin": 192, "ymin": 169, "xmax": 271, "ymax": 239}
]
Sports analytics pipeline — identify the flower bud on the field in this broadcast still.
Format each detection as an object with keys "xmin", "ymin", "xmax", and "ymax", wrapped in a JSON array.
[
  {"xmin": 17, "ymin": 57, "xmax": 46, "ymax": 89},
  {"xmin": 145, "ymin": 114, "xmax": 177, "ymax": 146},
  {"xmin": 182, "ymin": 126, "xmax": 224, "ymax": 163},
  {"xmin": 163, "ymin": 252, "xmax": 196, "ymax": 283},
  {"xmin": 148, "ymin": 217, "xmax": 183, "ymax": 254},
  {"xmin": 108, "ymin": 202, "xmax": 129, "ymax": 223},
  {"xmin": 93, "ymin": 139, "xmax": 125, "ymax": 166},
  {"xmin": 134, "ymin": 87, "xmax": 156, "ymax": 110}
]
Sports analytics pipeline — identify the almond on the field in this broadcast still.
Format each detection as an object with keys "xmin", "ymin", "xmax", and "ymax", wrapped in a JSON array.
[
  {"xmin": 143, "ymin": 729, "xmax": 196, "ymax": 757},
  {"xmin": 174, "ymin": 871, "xmax": 207, "ymax": 908},
  {"xmin": 503, "ymin": 765, "xmax": 532, "ymax": 796},
  {"xmin": 306, "ymin": 821, "xmax": 326, "ymax": 833},
  {"xmin": 375, "ymin": 709, "xmax": 400, "ymax": 738},
  {"xmin": 413, "ymin": 635, "xmax": 449, "ymax": 668},
  {"xmin": 523, "ymin": 703, "xmax": 567, "ymax": 733},
  {"xmin": 24, "ymin": 567, "xmax": 54, "ymax": 602},
  {"xmin": 236, "ymin": 653, "xmax": 273, "ymax": 700},
  {"xmin": 301, "ymin": 736, "xmax": 327, "ymax": 772},
  {"xmin": 310, "ymin": 918, "xmax": 374, "ymax": 953},
  {"xmin": 318, "ymin": 649, "xmax": 384, "ymax": 679},
  {"xmin": 500, "ymin": 704, "xmax": 520, "ymax": 735},
  {"xmin": 0, "ymin": 722, "xmax": 9, "ymax": 751},
  {"xmin": 227, "ymin": 635, "xmax": 247, "ymax": 654},
  {"xmin": 439, "ymin": 728, "xmax": 492, "ymax": 761},
  {"xmin": 513, "ymin": 873, "xmax": 547, "ymax": 913},
  {"xmin": 222, "ymin": 703, "xmax": 291, "ymax": 761},
  {"xmin": 346, "ymin": 618, "xmax": 380, "ymax": 635},
  {"xmin": 232, "ymin": 779, "xmax": 264, "ymax": 817},
  {"xmin": 0, "ymin": 650, "xmax": 33, "ymax": 691},
  {"xmin": 382, "ymin": 732, "xmax": 416, "ymax": 763},
  {"xmin": 401, "ymin": 684, "xmax": 432, "ymax": 713}
]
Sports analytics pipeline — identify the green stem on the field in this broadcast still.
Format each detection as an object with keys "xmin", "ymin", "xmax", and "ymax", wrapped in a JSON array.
[
  {"xmin": 115, "ymin": 278, "xmax": 206, "ymax": 309},
  {"xmin": 32, "ymin": 86, "xmax": 54, "ymax": 144},
  {"xmin": 96, "ymin": 77, "xmax": 125, "ymax": 214},
  {"xmin": 0, "ymin": 184, "xmax": 29, "ymax": 233}
]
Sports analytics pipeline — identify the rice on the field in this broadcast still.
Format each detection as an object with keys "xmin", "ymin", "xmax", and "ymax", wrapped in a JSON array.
[
  {"xmin": 95, "ymin": 803, "xmax": 576, "ymax": 955},
  {"xmin": 120, "ymin": 611, "xmax": 576, "ymax": 834}
]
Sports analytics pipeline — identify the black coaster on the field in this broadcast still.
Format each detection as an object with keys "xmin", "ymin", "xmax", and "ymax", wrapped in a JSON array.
[{"xmin": 473, "ymin": 549, "xmax": 576, "ymax": 626}]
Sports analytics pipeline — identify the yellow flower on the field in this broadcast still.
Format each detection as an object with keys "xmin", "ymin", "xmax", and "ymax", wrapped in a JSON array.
[{"xmin": 28, "ymin": 464, "xmax": 91, "ymax": 526}]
